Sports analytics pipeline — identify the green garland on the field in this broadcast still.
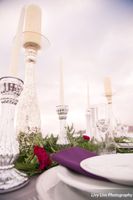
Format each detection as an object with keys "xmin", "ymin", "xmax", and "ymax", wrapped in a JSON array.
[{"xmin": 15, "ymin": 125, "xmax": 133, "ymax": 176}]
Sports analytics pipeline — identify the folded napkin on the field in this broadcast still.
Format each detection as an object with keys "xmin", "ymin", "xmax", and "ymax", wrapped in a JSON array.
[{"xmin": 51, "ymin": 147, "xmax": 108, "ymax": 181}]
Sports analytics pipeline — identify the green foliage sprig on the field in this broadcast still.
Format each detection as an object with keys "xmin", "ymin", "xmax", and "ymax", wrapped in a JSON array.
[
  {"xmin": 15, "ymin": 124, "xmax": 100, "ymax": 175},
  {"xmin": 15, "ymin": 124, "xmax": 133, "ymax": 176}
]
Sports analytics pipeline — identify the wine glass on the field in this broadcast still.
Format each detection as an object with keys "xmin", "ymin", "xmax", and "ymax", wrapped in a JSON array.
[
  {"xmin": 96, "ymin": 103, "xmax": 116, "ymax": 154},
  {"xmin": 96, "ymin": 104, "xmax": 109, "ymax": 141},
  {"xmin": 115, "ymin": 122, "xmax": 129, "ymax": 138}
]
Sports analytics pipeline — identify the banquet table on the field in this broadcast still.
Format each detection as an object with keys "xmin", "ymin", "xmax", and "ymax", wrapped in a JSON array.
[
  {"xmin": 0, "ymin": 166, "xmax": 133, "ymax": 200},
  {"xmin": 0, "ymin": 167, "xmax": 91, "ymax": 200},
  {"xmin": 0, "ymin": 175, "xmax": 39, "ymax": 200}
]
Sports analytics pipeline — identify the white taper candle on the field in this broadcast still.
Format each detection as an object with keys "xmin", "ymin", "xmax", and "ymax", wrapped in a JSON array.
[
  {"xmin": 104, "ymin": 77, "xmax": 112, "ymax": 96},
  {"xmin": 59, "ymin": 58, "xmax": 64, "ymax": 105},
  {"xmin": 87, "ymin": 83, "xmax": 90, "ymax": 109},
  {"xmin": 23, "ymin": 4, "xmax": 42, "ymax": 49},
  {"xmin": 9, "ymin": 6, "xmax": 25, "ymax": 76}
]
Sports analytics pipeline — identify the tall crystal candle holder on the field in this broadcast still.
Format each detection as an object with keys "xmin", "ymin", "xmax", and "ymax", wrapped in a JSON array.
[
  {"xmin": 56, "ymin": 105, "xmax": 69, "ymax": 145},
  {"xmin": 85, "ymin": 108, "xmax": 91, "ymax": 138},
  {"xmin": 16, "ymin": 46, "xmax": 41, "ymax": 134},
  {"xmin": 89, "ymin": 106, "xmax": 99, "ymax": 142},
  {"xmin": 107, "ymin": 101, "xmax": 114, "ymax": 138},
  {"xmin": 0, "ymin": 76, "xmax": 28, "ymax": 192},
  {"xmin": 16, "ymin": 31, "xmax": 50, "ymax": 135},
  {"xmin": 105, "ymin": 95, "xmax": 116, "ymax": 153}
]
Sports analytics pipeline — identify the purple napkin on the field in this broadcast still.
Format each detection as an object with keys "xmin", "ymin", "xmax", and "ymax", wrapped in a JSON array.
[{"xmin": 51, "ymin": 147, "xmax": 108, "ymax": 181}]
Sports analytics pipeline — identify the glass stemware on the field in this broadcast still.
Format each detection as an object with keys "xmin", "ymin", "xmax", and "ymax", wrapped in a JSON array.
[
  {"xmin": 96, "ymin": 103, "xmax": 116, "ymax": 154},
  {"xmin": 96, "ymin": 104, "xmax": 109, "ymax": 140},
  {"xmin": 115, "ymin": 122, "xmax": 129, "ymax": 138}
]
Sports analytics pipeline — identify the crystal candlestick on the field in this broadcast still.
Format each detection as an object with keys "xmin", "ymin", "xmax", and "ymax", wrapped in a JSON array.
[
  {"xmin": 56, "ymin": 105, "xmax": 69, "ymax": 145},
  {"xmin": 89, "ymin": 106, "xmax": 99, "ymax": 141},
  {"xmin": 107, "ymin": 102, "xmax": 114, "ymax": 138},
  {"xmin": 0, "ymin": 76, "xmax": 28, "ymax": 192},
  {"xmin": 105, "ymin": 102, "xmax": 116, "ymax": 152},
  {"xmin": 104, "ymin": 95, "xmax": 116, "ymax": 153},
  {"xmin": 16, "ymin": 47, "xmax": 41, "ymax": 134},
  {"xmin": 105, "ymin": 95, "xmax": 115, "ymax": 140},
  {"xmin": 85, "ymin": 108, "xmax": 91, "ymax": 138},
  {"xmin": 86, "ymin": 107, "xmax": 98, "ymax": 140}
]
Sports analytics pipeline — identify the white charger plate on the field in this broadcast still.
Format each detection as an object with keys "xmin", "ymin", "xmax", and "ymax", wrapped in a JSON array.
[
  {"xmin": 80, "ymin": 153, "xmax": 133, "ymax": 186},
  {"xmin": 57, "ymin": 166, "xmax": 130, "ymax": 193},
  {"xmin": 36, "ymin": 166, "xmax": 92, "ymax": 200}
]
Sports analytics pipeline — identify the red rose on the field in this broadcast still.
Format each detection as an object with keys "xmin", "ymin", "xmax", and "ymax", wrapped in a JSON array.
[
  {"xmin": 83, "ymin": 135, "xmax": 90, "ymax": 141},
  {"xmin": 34, "ymin": 146, "xmax": 51, "ymax": 170}
]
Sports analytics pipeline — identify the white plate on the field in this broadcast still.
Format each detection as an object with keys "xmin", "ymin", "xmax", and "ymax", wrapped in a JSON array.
[
  {"xmin": 80, "ymin": 153, "xmax": 133, "ymax": 186},
  {"xmin": 36, "ymin": 166, "xmax": 60, "ymax": 200},
  {"xmin": 57, "ymin": 166, "xmax": 130, "ymax": 193},
  {"xmin": 36, "ymin": 166, "xmax": 90, "ymax": 200}
]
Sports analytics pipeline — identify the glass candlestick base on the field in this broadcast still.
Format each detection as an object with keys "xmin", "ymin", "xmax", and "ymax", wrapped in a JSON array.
[
  {"xmin": 0, "ymin": 77, "xmax": 28, "ymax": 192},
  {"xmin": 0, "ymin": 168, "xmax": 29, "ymax": 192}
]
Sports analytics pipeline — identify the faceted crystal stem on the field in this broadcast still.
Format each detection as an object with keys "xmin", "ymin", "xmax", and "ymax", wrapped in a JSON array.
[
  {"xmin": 56, "ymin": 105, "xmax": 69, "ymax": 145},
  {"xmin": 0, "ymin": 77, "xmax": 28, "ymax": 192},
  {"xmin": 104, "ymin": 103, "xmax": 116, "ymax": 153},
  {"xmin": 85, "ymin": 109, "xmax": 91, "ymax": 137},
  {"xmin": 16, "ymin": 47, "xmax": 41, "ymax": 134},
  {"xmin": 0, "ymin": 104, "xmax": 18, "ymax": 167},
  {"xmin": 90, "ymin": 106, "xmax": 99, "ymax": 141},
  {"xmin": 108, "ymin": 103, "xmax": 113, "ymax": 135}
]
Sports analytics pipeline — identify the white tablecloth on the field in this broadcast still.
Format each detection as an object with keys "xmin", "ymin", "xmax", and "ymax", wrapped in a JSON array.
[{"xmin": 0, "ymin": 166, "xmax": 133, "ymax": 200}]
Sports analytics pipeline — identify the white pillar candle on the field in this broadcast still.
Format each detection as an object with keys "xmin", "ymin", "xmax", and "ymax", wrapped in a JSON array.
[
  {"xmin": 23, "ymin": 4, "xmax": 42, "ymax": 50},
  {"xmin": 104, "ymin": 77, "xmax": 112, "ymax": 96},
  {"xmin": 59, "ymin": 58, "xmax": 64, "ymax": 105},
  {"xmin": 9, "ymin": 7, "xmax": 25, "ymax": 76},
  {"xmin": 87, "ymin": 83, "xmax": 90, "ymax": 109}
]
